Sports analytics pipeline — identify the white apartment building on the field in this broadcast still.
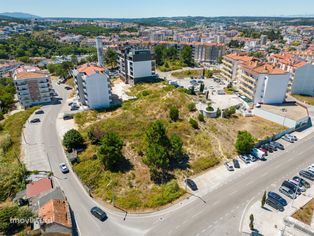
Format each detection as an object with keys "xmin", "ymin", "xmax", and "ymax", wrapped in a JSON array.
[
  {"xmin": 14, "ymin": 66, "xmax": 52, "ymax": 108},
  {"xmin": 72, "ymin": 64, "xmax": 112, "ymax": 109},
  {"xmin": 118, "ymin": 47, "xmax": 156, "ymax": 85},
  {"xmin": 291, "ymin": 63, "xmax": 314, "ymax": 96},
  {"xmin": 238, "ymin": 62, "xmax": 290, "ymax": 104}
]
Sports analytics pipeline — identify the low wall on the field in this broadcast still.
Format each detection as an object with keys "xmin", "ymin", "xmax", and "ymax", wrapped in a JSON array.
[{"xmin": 253, "ymin": 108, "xmax": 296, "ymax": 128}]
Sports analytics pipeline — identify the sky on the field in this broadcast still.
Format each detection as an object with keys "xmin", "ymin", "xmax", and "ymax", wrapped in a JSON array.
[{"xmin": 1, "ymin": 0, "xmax": 314, "ymax": 18}]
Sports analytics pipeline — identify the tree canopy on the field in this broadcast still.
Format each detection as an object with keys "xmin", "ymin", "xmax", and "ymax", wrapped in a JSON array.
[
  {"xmin": 63, "ymin": 129, "xmax": 84, "ymax": 151},
  {"xmin": 235, "ymin": 131, "xmax": 256, "ymax": 154}
]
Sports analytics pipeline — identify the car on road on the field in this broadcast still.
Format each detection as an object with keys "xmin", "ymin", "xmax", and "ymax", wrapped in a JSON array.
[
  {"xmin": 59, "ymin": 163, "xmax": 69, "ymax": 173},
  {"xmin": 233, "ymin": 159, "xmax": 240, "ymax": 168},
  {"xmin": 30, "ymin": 118, "xmax": 40, "ymax": 123},
  {"xmin": 282, "ymin": 134, "xmax": 294, "ymax": 143},
  {"xmin": 279, "ymin": 186, "xmax": 297, "ymax": 199},
  {"xmin": 288, "ymin": 179, "xmax": 306, "ymax": 192},
  {"xmin": 299, "ymin": 170, "xmax": 314, "ymax": 181},
  {"xmin": 35, "ymin": 110, "xmax": 44, "ymax": 115},
  {"xmin": 185, "ymin": 178, "xmax": 198, "ymax": 191},
  {"xmin": 266, "ymin": 197, "xmax": 284, "ymax": 211},
  {"xmin": 224, "ymin": 161, "xmax": 234, "ymax": 171},
  {"xmin": 239, "ymin": 155, "xmax": 250, "ymax": 164},
  {"xmin": 64, "ymin": 86, "xmax": 72, "ymax": 90},
  {"xmin": 267, "ymin": 191, "xmax": 287, "ymax": 206},
  {"xmin": 292, "ymin": 176, "xmax": 310, "ymax": 188},
  {"xmin": 271, "ymin": 141, "xmax": 284, "ymax": 150},
  {"xmin": 90, "ymin": 207, "xmax": 107, "ymax": 221}
]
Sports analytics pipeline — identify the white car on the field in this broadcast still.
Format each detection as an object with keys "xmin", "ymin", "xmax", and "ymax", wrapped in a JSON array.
[
  {"xmin": 224, "ymin": 161, "xmax": 234, "ymax": 171},
  {"xmin": 59, "ymin": 163, "xmax": 69, "ymax": 173},
  {"xmin": 286, "ymin": 133, "xmax": 298, "ymax": 141},
  {"xmin": 288, "ymin": 179, "xmax": 306, "ymax": 192}
]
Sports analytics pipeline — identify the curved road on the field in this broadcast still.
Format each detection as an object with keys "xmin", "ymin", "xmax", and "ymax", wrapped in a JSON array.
[{"xmin": 24, "ymin": 82, "xmax": 314, "ymax": 236}]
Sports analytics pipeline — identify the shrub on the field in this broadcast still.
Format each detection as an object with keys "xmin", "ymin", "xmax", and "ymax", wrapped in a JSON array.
[
  {"xmin": 198, "ymin": 113, "xmax": 205, "ymax": 122},
  {"xmin": 87, "ymin": 126, "xmax": 105, "ymax": 144},
  {"xmin": 63, "ymin": 129, "xmax": 84, "ymax": 151},
  {"xmin": 187, "ymin": 103, "xmax": 196, "ymax": 112},
  {"xmin": 169, "ymin": 107, "xmax": 179, "ymax": 122},
  {"xmin": 189, "ymin": 118, "xmax": 199, "ymax": 129}
]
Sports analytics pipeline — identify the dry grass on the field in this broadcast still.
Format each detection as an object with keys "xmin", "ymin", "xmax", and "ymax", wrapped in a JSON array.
[
  {"xmin": 292, "ymin": 198, "xmax": 314, "ymax": 225},
  {"xmin": 292, "ymin": 94, "xmax": 314, "ymax": 106}
]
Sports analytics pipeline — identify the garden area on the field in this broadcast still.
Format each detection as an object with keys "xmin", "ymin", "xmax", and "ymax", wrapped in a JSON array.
[{"xmin": 71, "ymin": 82, "xmax": 286, "ymax": 211}]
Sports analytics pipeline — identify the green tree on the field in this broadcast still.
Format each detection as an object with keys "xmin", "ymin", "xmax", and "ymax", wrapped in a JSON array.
[
  {"xmin": 216, "ymin": 108, "xmax": 221, "ymax": 118},
  {"xmin": 198, "ymin": 113, "xmax": 205, "ymax": 122},
  {"xmin": 261, "ymin": 191, "xmax": 267, "ymax": 208},
  {"xmin": 200, "ymin": 83, "xmax": 205, "ymax": 93},
  {"xmin": 222, "ymin": 106, "xmax": 236, "ymax": 118},
  {"xmin": 187, "ymin": 103, "xmax": 196, "ymax": 112},
  {"xmin": 189, "ymin": 118, "xmax": 199, "ymax": 129},
  {"xmin": 153, "ymin": 45, "xmax": 166, "ymax": 66},
  {"xmin": 169, "ymin": 106, "xmax": 179, "ymax": 122},
  {"xmin": 170, "ymin": 134, "xmax": 183, "ymax": 159},
  {"xmin": 98, "ymin": 133, "xmax": 124, "ymax": 170},
  {"xmin": 249, "ymin": 214, "xmax": 254, "ymax": 230},
  {"xmin": 144, "ymin": 143, "xmax": 169, "ymax": 170},
  {"xmin": 63, "ymin": 129, "xmax": 84, "ymax": 151},
  {"xmin": 235, "ymin": 131, "xmax": 256, "ymax": 154},
  {"xmin": 145, "ymin": 120, "xmax": 170, "ymax": 148},
  {"xmin": 104, "ymin": 48, "xmax": 118, "ymax": 68},
  {"xmin": 180, "ymin": 45, "xmax": 194, "ymax": 66}
]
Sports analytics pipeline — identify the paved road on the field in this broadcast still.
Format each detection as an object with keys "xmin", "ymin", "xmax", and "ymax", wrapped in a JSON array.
[{"xmin": 23, "ymin": 82, "xmax": 314, "ymax": 236}]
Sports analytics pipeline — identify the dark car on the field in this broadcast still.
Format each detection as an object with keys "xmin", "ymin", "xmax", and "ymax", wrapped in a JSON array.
[
  {"xmin": 90, "ymin": 207, "xmax": 107, "ymax": 221},
  {"xmin": 299, "ymin": 170, "xmax": 314, "ymax": 181},
  {"xmin": 293, "ymin": 176, "xmax": 310, "ymax": 188},
  {"xmin": 185, "ymin": 178, "xmax": 198, "ymax": 191},
  {"xmin": 282, "ymin": 180, "xmax": 300, "ymax": 194},
  {"xmin": 266, "ymin": 198, "xmax": 284, "ymax": 211},
  {"xmin": 233, "ymin": 159, "xmax": 240, "ymax": 168},
  {"xmin": 268, "ymin": 143, "xmax": 278, "ymax": 151},
  {"xmin": 267, "ymin": 191, "xmax": 287, "ymax": 206},
  {"xmin": 259, "ymin": 147, "xmax": 268, "ymax": 156},
  {"xmin": 30, "ymin": 118, "xmax": 40, "ymax": 123},
  {"xmin": 65, "ymin": 86, "xmax": 72, "ymax": 90},
  {"xmin": 35, "ymin": 110, "xmax": 44, "ymax": 115},
  {"xmin": 271, "ymin": 141, "xmax": 284, "ymax": 150},
  {"xmin": 262, "ymin": 144, "xmax": 274, "ymax": 153}
]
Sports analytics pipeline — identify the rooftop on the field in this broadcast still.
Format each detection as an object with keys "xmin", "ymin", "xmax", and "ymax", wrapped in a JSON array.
[
  {"xmin": 223, "ymin": 53, "xmax": 254, "ymax": 63},
  {"xmin": 241, "ymin": 62, "xmax": 287, "ymax": 75},
  {"xmin": 26, "ymin": 178, "xmax": 53, "ymax": 198},
  {"xmin": 14, "ymin": 71, "xmax": 48, "ymax": 80},
  {"xmin": 77, "ymin": 63, "xmax": 105, "ymax": 76},
  {"xmin": 259, "ymin": 103, "xmax": 308, "ymax": 121},
  {"xmin": 38, "ymin": 199, "xmax": 72, "ymax": 228}
]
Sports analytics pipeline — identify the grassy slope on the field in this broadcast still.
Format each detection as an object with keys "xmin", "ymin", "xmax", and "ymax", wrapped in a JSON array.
[
  {"xmin": 292, "ymin": 198, "xmax": 314, "ymax": 225},
  {"xmin": 73, "ymin": 82, "xmax": 285, "ymax": 211}
]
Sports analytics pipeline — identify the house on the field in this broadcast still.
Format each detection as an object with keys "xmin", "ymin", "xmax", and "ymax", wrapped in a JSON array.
[
  {"xmin": 26, "ymin": 178, "xmax": 53, "ymax": 199},
  {"xmin": 30, "ymin": 187, "xmax": 65, "ymax": 211},
  {"xmin": 72, "ymin": 63, "xmax": 112, "ymax": 109},
  {"xmin": 13, "ymin": 66, "xmax": 53, "ymax": 108},
  {"xmin": 38, "ymin": 199, "xmax": 72, "ymax": 235}
]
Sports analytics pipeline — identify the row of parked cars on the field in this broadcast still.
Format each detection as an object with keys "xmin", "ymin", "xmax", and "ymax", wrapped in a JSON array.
[
  {"xmin": 225, "ymin": 133, "xmax": 298, "ymax": 171},
  {"xmin": 265, "ymin": 164, "xmax": 313, "ymax": 212}
]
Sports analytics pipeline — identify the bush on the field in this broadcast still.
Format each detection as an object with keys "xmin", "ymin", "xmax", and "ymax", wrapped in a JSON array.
[
  {"xmin": 189, "ymin": 118, "xmax": 199, "ymax": 129},
  {"xmin": 216, "ymin": 108, "xmax": 221, "ymax": 118},
  {"xmin": 169, "ymin": 107, "xmax": 179, "ymax": 122},
  {"xmin": 187, "ymin": 103, "xmax": 196, "ymax": 112},
  {"xmin": 206, "ymin": 106, "xmax": 214, "ymax": 112},
  {"xmin": 235, "ymin": 131, "xmax": 256, "ymax": 154},
  {"xmin": 63, "ymin": 129, "xmax": 84, "ymax": 151},
  {"xmin": 223, "ymin": 106, "xmax": 236, "ymax": 118},
  {"xmin": 87, "ymin": 126, "xmax": 105, "ymax": 144},
  {"xmin": 198, "ymin": 113, "xmax": 205, "ymax": 122}
]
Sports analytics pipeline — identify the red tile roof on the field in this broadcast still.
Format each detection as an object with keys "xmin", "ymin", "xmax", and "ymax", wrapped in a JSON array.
[
  {"xmin": 38, "ymin": 199, "xmax": 72, "ymax": 228},
  {"xmin": 242, "ymin": 62, "xmax": 287, "ymax": 75},
  {"xmin": 77, "ymin": 64, "xmax": 105, "ymax": 76},
  {"xmin": 26, "ymin": 178, "xmax": 53, "ymax": 198}
]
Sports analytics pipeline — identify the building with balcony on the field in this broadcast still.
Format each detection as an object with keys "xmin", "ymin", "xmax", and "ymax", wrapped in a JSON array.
[
  {"xmin": 220, "ymin": 53, "xmax": 254, "ymax": 82},
  {"xmin": 72, "ymin": 64, "xmax": 112, "ymax": 109},
  {"xmin": 291, "ymin": 63, "xmax": 314, "ymax": 96},
  {"xmin": 118, "ymin": 47, "xmax": 156, "ymax": 85},
  {"xmin": 14, "ymin": 66, "xmax": 52, "ymax": 108},
  {"xmin": 238, "ymin": 62, "xmax": 290, "ymax": 104}
]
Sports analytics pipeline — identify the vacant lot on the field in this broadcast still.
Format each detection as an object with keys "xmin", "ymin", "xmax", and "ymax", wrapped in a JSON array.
[
  {"xmin": 74, "ymin": 82, "xmax": 285, "ymax": 211},
  {"xmin": 292, "ymin": 94, "xmax": 314, "ymax": 105},
  {"xmin": 171, "ymin": 69, "xmax": 219, "ymax": 79},
  {"xmin": 292, "ymin": 198, "xmax": 314, "ymax": 225}
]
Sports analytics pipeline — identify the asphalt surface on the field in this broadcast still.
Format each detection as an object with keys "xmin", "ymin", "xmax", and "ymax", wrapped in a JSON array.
[{"xmin": 23, "ymin": 82, "xmax": 314, "ymax": 236}]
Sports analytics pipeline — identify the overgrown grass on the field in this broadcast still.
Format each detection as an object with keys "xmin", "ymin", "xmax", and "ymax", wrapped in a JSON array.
[
  {"xmin": 292, "ymin": 94, "xmax": 314, "ymax": 105},
  {"xmin": 292, "ymin": 198, "xmax": 314, "ymax": 225},
  {"xmin": 191, "ymin": 156, "xmax": 220, "ymax": 174},
  {"xmin": 0, "ymin": 107, "xmax": 39, "ymax": 202}
]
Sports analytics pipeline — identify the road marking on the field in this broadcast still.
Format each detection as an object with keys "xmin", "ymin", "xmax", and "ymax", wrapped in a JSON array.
[
  {"xmin": 239, "ymin": 196, "xmax": 255, "ymax": 233},
  {"xmin": 192, "ymin": 211, "xmax": 203, "ymax": 218}
]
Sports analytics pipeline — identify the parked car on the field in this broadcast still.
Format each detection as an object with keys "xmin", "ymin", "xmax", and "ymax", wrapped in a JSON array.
[
  {"xmin": 267, "ymin": 191, "xmax": 287, "ymax": 206},
  {"xmin": 185, "ymin": 179, "xmax": 198, "ymax": 191},
  {"xmin": 282, "ymin": 180, "xmax": 300, "ymax": 195},
  {"xmin": 271, "ymin": 141, "xmax": 284, "ymax": 150},
  {"xmin": 266, "ymin": 197, "xmax": 284, "ymax": 211},
  {"xmin": 262, "ymin": 143, "xmax": 274, "ymax": 153},
  {"xmin": 286, "ymin": 133, "xmax": 297, "ymax": 141},
  {"xmin": 248, "ymin": 154, "xmax": 258, "ymax": 162},
  {"xmin": 299, "ymin": 170, "xmax": 314, "ymax": 181},
  {"xmin": 251, "ymin": 148, "xmax": 266, "ymax": 160},
  {"xmin": 288, "ymin": 179, "xmax": 306, "ymax": 192},
  {"xmin": 258, "ymin": 147, "xmax": 268, "ymax": 156},
  {"xmin": 268, "ymin": 142, "xmax": 278, "ymax": 151},
  {"xmin": 197, "ymin": 80, "xmax": 204, "ymax": 84},
  {"xmin": 30, "ymin": 118, "xmax": 40, "ymax": 123},
  {"xmin": 279, "ymin": 186, "xmax": 297, "ymax": 199},
  {"xmin": 282, "ymin": 134, "xmax": 294, "ymax": 143},
  {"xmin": 35, "ymin": 110, "xmax": 44, "ymax": 115},
  {"xmin": 90, "ymin": 207, "xmax": 107, "ymax": 221},
  {"xmin": 59, "ymin": 163, "xmax": 69, "ymax": 173},
  {"xmin": 70, "ymin": 104, "xmax": 79, "ymax": 111},
  {"xmin": 224, "ymin": 161, "xmax": 234, "ymax": 171},
  {"xmin": 239, "ymin": 155, "xmax": 250, "ymax": 164},
  {"xmin": 292, "ymin": 176, "xmax": 310, "ymax": 188},
  {"xmin": 64, "ymin": 86, "xmax": 72, "ymax": 90},
  {"xmin": 233, "ymin": 159, "xmax": 240, "ymax": 168}
]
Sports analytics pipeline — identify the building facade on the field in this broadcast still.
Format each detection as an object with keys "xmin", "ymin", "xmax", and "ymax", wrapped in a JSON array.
[
  {"xmin": 291, "ymin": 63, "xmax": 314, "ymax": 96},
  {"xmin": 73, "ymin": 64, "xmax": 112, "ymax": 109},
  {"xmin": 118, "ymin": 47, "xmax": 156, "ymax": 85},
  {"xmin": 238, "ymin": 62, "xmax": 290, "ymax": 104},
  {"xmin": 14, "ymin": 66, "xmax": 52, "ymax": 108}
]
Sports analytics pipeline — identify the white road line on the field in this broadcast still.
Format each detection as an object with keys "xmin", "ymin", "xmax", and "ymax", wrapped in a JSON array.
[
  {"xmin": 239, "ymin": 196, "xmax": 255, "ymax": 233},
  {"xmin": 192, "ymin": 211, "xmax": 203, "ymax": 218}
]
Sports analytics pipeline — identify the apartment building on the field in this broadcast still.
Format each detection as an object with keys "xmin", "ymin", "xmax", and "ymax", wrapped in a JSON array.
[
  {"xmin": 193, "ymin": 42, "xmax": 225, "ymax": 63},
  {"xmin": 220, "ymin": 53, "xmax": 254, "ymax": 82},
  {"xmin": 0, "ymin": 61, "xmax": 20, "ymax": 77},
  {"xmin": 291, "ymin": 63, "xmax": 314, "ymax": 96},
  {"xmin": 238, "ymin": 62, "xmax": 289, "ymax": 104},
  {"xmin": 72, "ymin": 64, "xmax": 112, "ymax": 109},
  {"xmin": 14, "ymin": 66, "xmax": 52, "ymax": 108},
  {"xmin": 118, "ymin": 47, "xmax": 156, "ymax": 85}
]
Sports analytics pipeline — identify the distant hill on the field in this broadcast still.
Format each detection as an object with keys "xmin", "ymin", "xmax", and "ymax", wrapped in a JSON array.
[{"xmin": 0, "ymin": 12, "xmax": 41, "ymax": 19}]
